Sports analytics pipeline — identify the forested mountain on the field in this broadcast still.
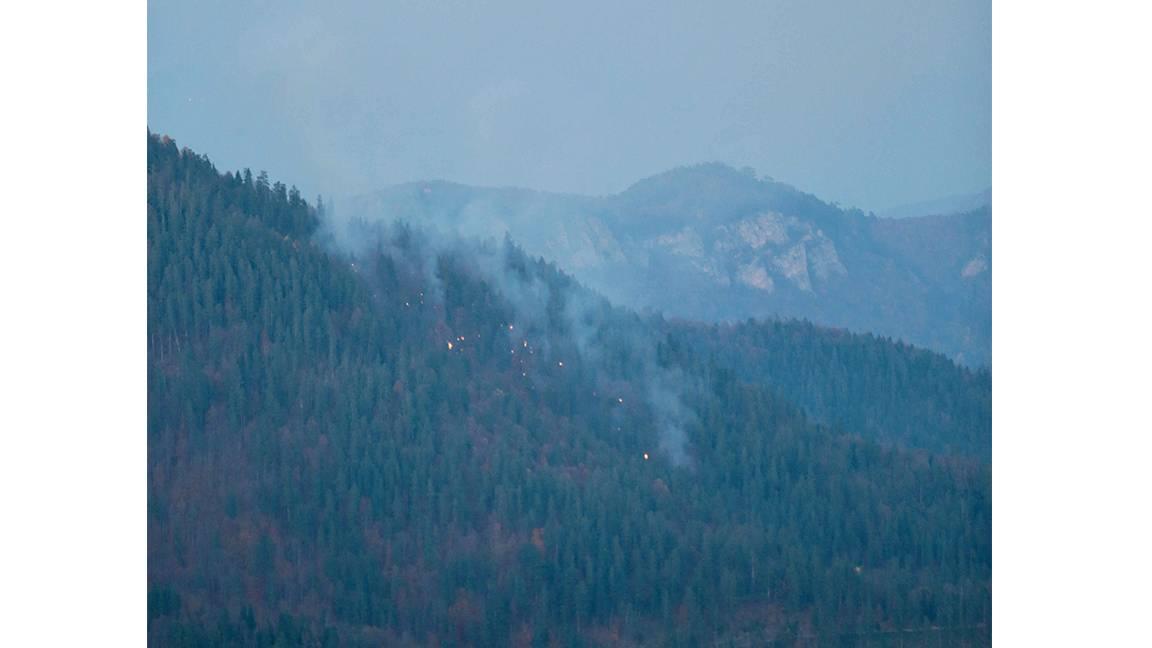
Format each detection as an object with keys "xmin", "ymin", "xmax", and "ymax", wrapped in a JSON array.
[
  {"xmin": 663, "ymin": 319, "xmax": 991, "ymax": 460},
  {"xmin": 349, "ymin": 165, "xmax": 992, "ymax": 366},
  {"xmin": 148, "ymin": 133, "xmax": 991, "ymax": 646}
]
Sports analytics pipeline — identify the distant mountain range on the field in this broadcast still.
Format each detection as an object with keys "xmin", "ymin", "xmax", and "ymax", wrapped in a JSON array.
[
  {"xmin": 877, "ymin": 188, "xmax": 992, "ymax": 220},
  {"xmin": 347, "ymin": 164, "xmax": 991, "ymax": 365}
]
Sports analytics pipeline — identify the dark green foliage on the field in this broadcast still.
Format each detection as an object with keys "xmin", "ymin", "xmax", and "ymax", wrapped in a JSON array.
[
  {"xmin": 664, "ymin": 318, "xmax": 992, "ymax": 458},
  {"xmin": 148, "ymin": 134, "xmax": 990, "ymax": 646}
]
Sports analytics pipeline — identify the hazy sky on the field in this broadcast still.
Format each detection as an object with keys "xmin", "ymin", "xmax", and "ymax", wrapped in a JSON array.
[{"xmin": 149, "ymin": 0, "xmax": 990, "ymax": 213}]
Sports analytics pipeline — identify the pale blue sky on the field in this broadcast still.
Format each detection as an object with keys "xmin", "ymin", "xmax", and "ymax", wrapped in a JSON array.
[{"xmin": 149, "ymin": 0, "xmax": 990, "ymax": 213}]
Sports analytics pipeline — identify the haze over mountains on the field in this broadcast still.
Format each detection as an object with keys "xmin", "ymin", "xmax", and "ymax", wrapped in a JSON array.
[
  {"xmin": 878, "ymin": 188, "xmax": 992, "ymax": 220},
  {"xmin": 347, "ymin": 164, "xmax": 992, "ymax": 366},
  {"xmin": 145, "ymin": 0, "xmax": 994, "ymax": 644},
  {"xmin": 148, "ymin": 0, "xmax": 992, "ymax": 212}
]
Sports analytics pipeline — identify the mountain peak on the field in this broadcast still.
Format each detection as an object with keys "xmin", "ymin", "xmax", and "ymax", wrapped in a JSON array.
[{"xmin": 619, "ymin": 162, "xmax": 765, "ymax": 203}]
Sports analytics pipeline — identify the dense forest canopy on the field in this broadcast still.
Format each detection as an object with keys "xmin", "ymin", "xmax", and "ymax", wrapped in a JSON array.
[{"xmin": 148, "ymin": 133, "xmax": 991, "ymax": 646}]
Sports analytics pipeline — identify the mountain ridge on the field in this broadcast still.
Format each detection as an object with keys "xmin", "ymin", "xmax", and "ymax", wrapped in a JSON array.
[
  {"xmin": 347, "ymin": 163, "xmax": 992, "ymax": 365},
  {"xmin": 878, "ymin": 188, "xmax": 992, "ymax": 220}
]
